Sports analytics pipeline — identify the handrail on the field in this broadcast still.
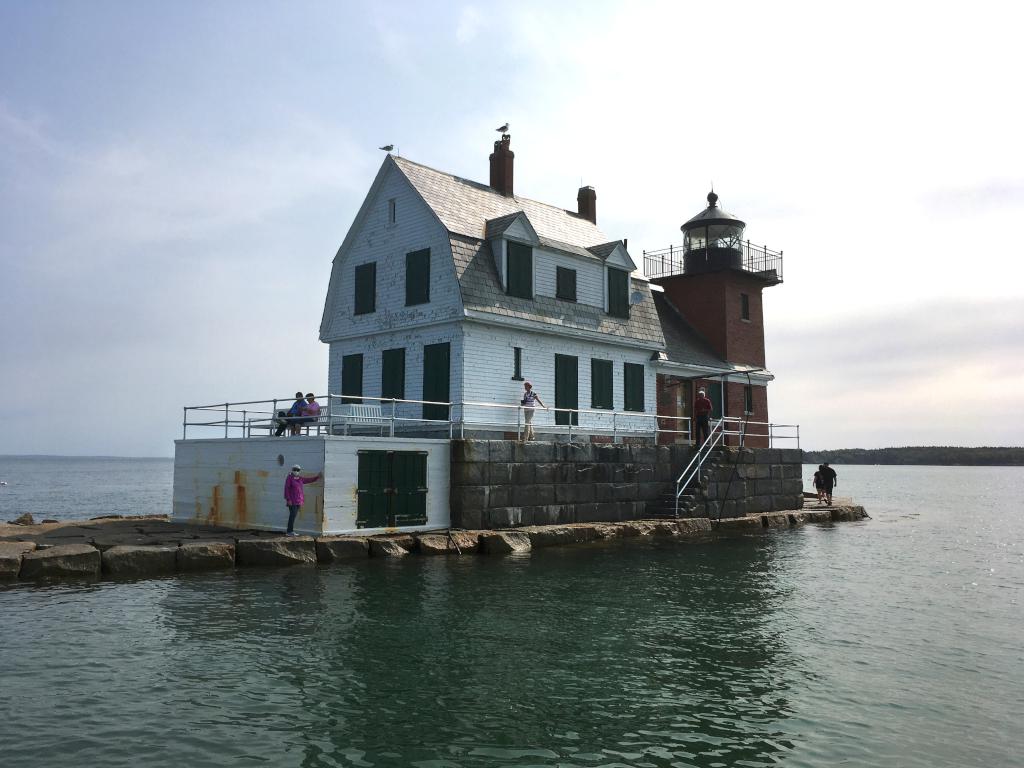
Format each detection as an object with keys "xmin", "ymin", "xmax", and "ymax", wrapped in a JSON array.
[
  {"xmin": 643, "ymin": 240, "xmax": 783, "ymax": 282},
  {"xmin": 180, "ymin": 393, "xmax": 799, "ymax": 447},
  {"xmin": 674, "ymin": 418, "xmax": 726, "ymax": 517}
]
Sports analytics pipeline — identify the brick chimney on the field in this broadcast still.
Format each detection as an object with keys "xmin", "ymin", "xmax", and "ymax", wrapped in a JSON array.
[
  {"xmin": 577, "ymin": 185, "xmax": 596, "ymax": 224},
  {"xmin": 489, "ymin": 135, "xmax": 514, "ymax": 196}
]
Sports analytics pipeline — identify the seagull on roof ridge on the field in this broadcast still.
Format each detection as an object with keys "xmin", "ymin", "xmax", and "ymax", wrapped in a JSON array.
[
  {"xmin": 379, "ymin": 144, "xmax": 394, "ymax": 152},
  {"xmin": 495, "ymin": 123, "xmax": 509, "ymax": 133}
]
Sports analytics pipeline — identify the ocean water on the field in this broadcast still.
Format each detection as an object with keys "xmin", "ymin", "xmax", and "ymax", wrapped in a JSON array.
[
  {"xmin": 1, "ymin": 460, "xmax": 1022, "ymax": 767},
  {"xmin": 0, "ymin": 456, "xmax": 173, "ymax": 522}
]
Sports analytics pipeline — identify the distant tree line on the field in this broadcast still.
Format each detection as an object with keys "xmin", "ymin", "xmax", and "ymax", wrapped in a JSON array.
[{"xmin": 802, "ymin": 446, "xmax": 1024, "ymax": 466}]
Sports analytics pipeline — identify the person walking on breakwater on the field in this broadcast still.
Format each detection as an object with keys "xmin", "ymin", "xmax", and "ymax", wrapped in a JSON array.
[
  {"xmin": 821, "ymin": 462, "xmax": 838, "ymax": 505},
  {"xmin": 694, "ymin": 388, "xmax": 713, "ymax": 446},
  {"xmin": 519, "ymin": 381, "xmax": 547, "ymax": 442},
  {"xmin": 813, "ymin": 465, "xmax": 827, "ymax": 505},
  {"xmin": 284, "ymin": 465, "xmax": 321, "ymax": 535}
]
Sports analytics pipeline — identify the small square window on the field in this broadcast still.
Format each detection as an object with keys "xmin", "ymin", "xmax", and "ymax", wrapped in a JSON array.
[
  {"xmin": 388, "ymin": 199, "xmax": 396, "ymax": 224},
  {"xmin": 556, "ymin": 266, "xmax": 577, "ymax": 301},
  {"xmin": 740, "ymin": 293, "xmax": 750, "ymax": 321}
]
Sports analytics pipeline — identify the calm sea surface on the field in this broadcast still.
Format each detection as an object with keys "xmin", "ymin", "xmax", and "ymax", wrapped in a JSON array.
[{"xmin": 1, "ymin": 460, "xmax": 1021, "ymax": 767}]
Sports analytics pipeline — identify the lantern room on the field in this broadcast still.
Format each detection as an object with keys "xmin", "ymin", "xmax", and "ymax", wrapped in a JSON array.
[{"xmin": 680, "ymin": 191, "xmax": 747, "ymax": 274}]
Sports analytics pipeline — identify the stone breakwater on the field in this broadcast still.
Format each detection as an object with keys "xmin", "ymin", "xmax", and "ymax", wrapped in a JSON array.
[{"xmin": 0, "ymin": 506, "xmax": 868, "ymax": 585}]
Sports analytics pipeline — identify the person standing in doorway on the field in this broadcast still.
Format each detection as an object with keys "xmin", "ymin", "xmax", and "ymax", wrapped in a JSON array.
[
  {"xmin": 519, "ymin": 381, "xmax": 547, "ymax": 442},
  {"xmin": 284, "ymin": 464, "xmax": 321, "ymax": 535},
  {"xmin": 693, "ymin": 388, "xmax": 713, "ymax": 446},
  {"xmin": 821, "ymin": 462, "xmax": 838, "ymax": 506}
]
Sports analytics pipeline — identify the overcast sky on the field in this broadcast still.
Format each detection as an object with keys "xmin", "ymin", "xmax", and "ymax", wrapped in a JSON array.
[{"xmin": 2, "ymin": 0, "xmax": 1022, "ymax": 457}]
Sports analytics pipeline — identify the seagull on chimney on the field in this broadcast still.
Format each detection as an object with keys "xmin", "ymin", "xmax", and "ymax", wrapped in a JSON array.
[
  {"xmin": 379, "ymin": 144, "xmax": 394, "ymax": 152},
  {"xmin": 495, "ymin": 123, "xmax": 509, "ymax": 134}
]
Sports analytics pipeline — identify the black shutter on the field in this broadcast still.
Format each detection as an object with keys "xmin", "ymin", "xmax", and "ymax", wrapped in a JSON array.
[
  {"xmin": 507, "ymin": 242, "xmax": 533, "ymax": 298},
  {"xmin": 341, "ymin": 353, "xmax": 363, "ymax": 404},
  {"xmin": 623, "ymin": 362, "xmax": 644, "ymax": 412},
  {"xmin": 608, "ymin": 267, "xmax": 629, "ymax": 318},
  {"xmin": 554, "ymin": 354, "xmax": 579, "ymax": 425},
  {"xmin": 422, "ymin": 342, "xmax": 450, "ymax": 421},
  {"xmin": 590, "ymin": 358, "xmax": 613, "ymax": 409},
  {"xmin": 354, "ymin": 263, "xmax": 376, "ymax": 315},
  {"xmin": 405, "ymin": 249, "xmax": 430, "ymax": 306},
  {"xmin": 556, "ymin": 266, "xmax": 577, "ymax": 301},
  {"xmin": 381, "ymin": 348, "xmax": 405, "ymax": 400}
]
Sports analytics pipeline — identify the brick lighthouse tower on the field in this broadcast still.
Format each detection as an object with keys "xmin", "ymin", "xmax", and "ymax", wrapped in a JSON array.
[{"xmin": 648, "ymin": 191, "xmax": 783, "ymax": 446}]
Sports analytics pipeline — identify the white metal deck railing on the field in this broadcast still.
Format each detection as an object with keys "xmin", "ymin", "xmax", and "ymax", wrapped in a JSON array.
[{"xmin": 181, "ymin": 394, "xmax": 800, "ymax": 448}]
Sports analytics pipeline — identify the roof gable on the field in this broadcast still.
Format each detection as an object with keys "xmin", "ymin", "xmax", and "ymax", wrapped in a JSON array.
[
  {"xmin": 486, "ymin": 211, "xmax": 539, "ymax": 244},
  {"xmin": 393, "ymin": 156, "xmax": 609, "ymax": 250},
  {"xmin": 588, "ymin": 241, "xmax": 636, "ymax": 272}
]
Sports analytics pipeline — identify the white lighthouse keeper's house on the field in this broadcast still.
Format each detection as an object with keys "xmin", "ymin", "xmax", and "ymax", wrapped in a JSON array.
[{"xmin": 320, "ymin": 134, "xmax": 666, "ymax": 436}]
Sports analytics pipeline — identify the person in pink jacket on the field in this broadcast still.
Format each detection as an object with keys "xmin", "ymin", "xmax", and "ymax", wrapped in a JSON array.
[{"xmin": 284, "ymin": 464, "xmax": 321, "ymax": 535}]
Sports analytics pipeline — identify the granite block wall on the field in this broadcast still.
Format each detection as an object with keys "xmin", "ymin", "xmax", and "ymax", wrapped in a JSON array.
[{"xmin": 450, "ymin": 441, "xmax": 804, "ymax": 528}]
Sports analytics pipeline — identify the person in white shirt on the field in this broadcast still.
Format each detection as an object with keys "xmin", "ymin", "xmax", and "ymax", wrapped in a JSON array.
[{"xmin": 519, "ymin": 381, "xmax": 547, "ymax": 441}]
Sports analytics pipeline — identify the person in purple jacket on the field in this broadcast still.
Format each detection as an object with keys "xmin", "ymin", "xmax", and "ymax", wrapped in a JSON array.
[{"xmin": 284, "ymin": 464, "xmax": 321, "ymax": 536}]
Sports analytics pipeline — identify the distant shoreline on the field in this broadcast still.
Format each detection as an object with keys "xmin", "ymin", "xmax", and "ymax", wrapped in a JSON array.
[{"xmin": 803, "ymin": 446, "xmax": 1024, "ymax": 466}]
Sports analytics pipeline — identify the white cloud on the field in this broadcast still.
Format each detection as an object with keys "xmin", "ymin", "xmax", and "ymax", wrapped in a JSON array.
[{"xmin": 456, "ymin": 6, "xmax": 483, "ymax": 44}]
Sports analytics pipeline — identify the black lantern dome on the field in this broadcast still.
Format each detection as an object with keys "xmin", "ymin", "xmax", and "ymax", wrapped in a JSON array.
[{"xmin": 680, "ymin": 191, "xmax": 746, "ymax": 274}]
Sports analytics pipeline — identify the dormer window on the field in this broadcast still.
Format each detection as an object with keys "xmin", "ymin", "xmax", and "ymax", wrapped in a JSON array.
[
  {"xmin": 607, "ymin": 267, "xmax": 629, "ymax": 318},
  {"xmin": 507, "ymin": 242, "xmax": 533, "ymax": 299},
  {"xmin": 556, "ymin": 266, "xmax": 577, "ymax": 301}
]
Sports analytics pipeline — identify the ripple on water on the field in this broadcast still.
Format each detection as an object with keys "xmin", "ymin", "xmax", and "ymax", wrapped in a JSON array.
[{"xmin": 2, "ymin": 466, "xmax": 1024, "ymax": 767}]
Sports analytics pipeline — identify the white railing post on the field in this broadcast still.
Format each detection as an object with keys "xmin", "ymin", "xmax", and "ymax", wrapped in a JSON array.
[
  {"xmin": 517, "ymin": 406, "xmax": 522, "ymax": 441},
  {"xmin": 224, "ymin": 403, "xmax": 229, "ymax": 438},
  {"xmin": 612, "ymin": 411, "xmax": 617, "ymax": 443},
  {"xmin": 390, "ymin": 398, "xmax": 396, "ymax": 437},
  {"xmin": 183, "ymin": 407, "xmax": 187, "ymax": 440}
]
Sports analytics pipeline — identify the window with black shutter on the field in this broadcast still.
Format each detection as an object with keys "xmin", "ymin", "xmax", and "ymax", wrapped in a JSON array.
[
  {"xmin": 341, "ymin": 353, "xmax": 363, "ymax": 404},
  {"xmin": 512, "ymin": 347, "xmax": 523, "ymax": 381},
  {"xmin": 591, "ymin": 358, "xmax": 613, "ymax": 409},
  {"xmin": 405, "ymin": 249, "xmax": 430, "ymax": 306},
  {"xmin": 554, "ymin": 354, "xmax": 579, "ymax": 425},
  {"xmin": 741, "ymin": 292, "xmax": 750, "ymax": 320},
  {"xmin": 422, "ymin": 342, "xmax": 450, "ymax": 421},
  {"xmin": 381, "ymin": 348, "xmax": 405, "ymax": 400},
  {"xmin": 506, "ymin": 242, "xmax": 533, "ymax": 299},
  {"xmin": 608, "ymin": 267, "xmax": 629, "ymax": 318},
  {"xmin": 556, "ymin": 266, "xmax": 577, "ymax": 301},
  {"xmin": 744, "ymin": 385, "xmax": 754, "ymax": 414},
  {"xmin": 354, "ymin": 263, "xmax": 376, "ymax": 315},
  {"xmin": 623, "ymin": 362, "xmax": 644, "ymax": 412}
]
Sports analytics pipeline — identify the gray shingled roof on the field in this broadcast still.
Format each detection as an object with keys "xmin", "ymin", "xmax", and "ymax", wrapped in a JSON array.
[
  {"xmin": 652, "ymin": 293, "xmax": 730, "ymax": 369},
  {"xmin": 392, "ymin": 155, "xmax": 664, "ymax": 348},
  {"xmin": 394, "ymin": 156, "xmax": 609, "ymax": 248},
  {"xmin": 451, "ymin": 235, "xmax": 665, "ymax": 347}
]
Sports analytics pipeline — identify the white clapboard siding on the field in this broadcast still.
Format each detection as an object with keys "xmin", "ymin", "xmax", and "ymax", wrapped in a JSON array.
[
  {"xmin": 172, "ymin": 436, "xmax": 450, "ymax": 535},
  {"xmin": 327, "ymin": 322, "xmax": 464, "ymax": 422},
  {"xmin": 533, "ymin": 247, "xmax": 605, "ymax": 308},
  {"xmin": 322, "ymin": 163, "xmax": 463, "ymax": 342},
  {"xmin": 460, "ymin": 322, "xmax": 657, "ymax": 432}
]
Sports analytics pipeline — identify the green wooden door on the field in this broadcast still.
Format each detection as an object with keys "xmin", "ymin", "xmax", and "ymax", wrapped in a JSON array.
[
  {"xmin": 356, "ymin": 451, "xmax": 390, "ymax": 528},
  {"xmin": 390, "ymin": 452, "xmax": 427, "ymax": 526},
  {"xmin": 554, "ymin": 354, "xmax": 579, "ymax": 426},
  {"xmin": 422, "ymin": 342, "xmax": 450, "ymax": 421},
  {"xmin": 708, "ymin": 382, "xmax": 723, "ymax": 419},
  {"xmin": 356, "ymin": 450, "xmax": 427, "ymax": 528}
]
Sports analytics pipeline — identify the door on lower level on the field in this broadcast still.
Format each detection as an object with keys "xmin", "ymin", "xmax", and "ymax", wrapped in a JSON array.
[
  {"xmin": 356, "ymin": 450, "xmax": 428, "ymax": 528},
  {"xmin": 554, "ymin": 353, "xmax": 579, "ymax": 426},
  {"xmin": 422, "ymin": 342, "xmax": 450, "ymax": 421}
]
